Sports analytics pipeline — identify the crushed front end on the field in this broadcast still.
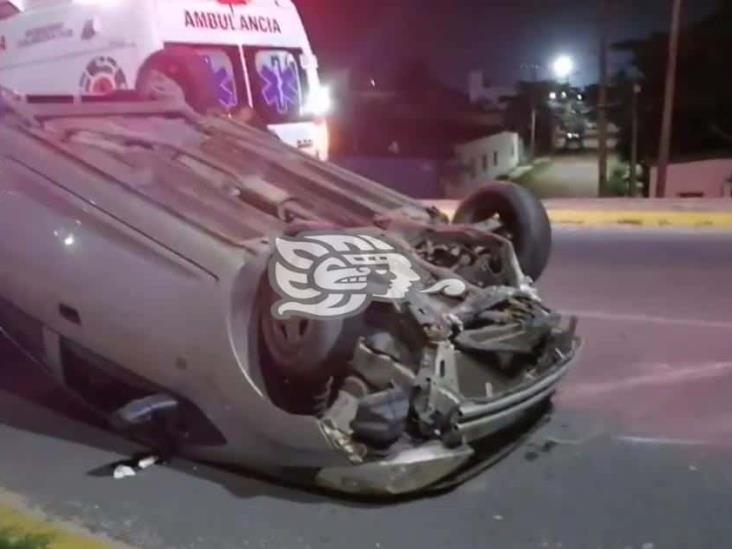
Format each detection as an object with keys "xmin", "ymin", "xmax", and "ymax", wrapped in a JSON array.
[
  {"xmin": 0, "ymin": 92, "xmax": 579, "ymax": 496},
  {"xmin": 260, "ymin": 220, "xmax": 580, "ymax": 496}
]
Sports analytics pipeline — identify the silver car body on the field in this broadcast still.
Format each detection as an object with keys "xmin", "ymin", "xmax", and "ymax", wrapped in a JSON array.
[{"xmin": 0, "ymin": 92, "xmax": 580, "ymax": 495}]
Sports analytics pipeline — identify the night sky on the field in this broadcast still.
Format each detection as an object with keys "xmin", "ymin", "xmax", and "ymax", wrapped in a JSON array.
[{"xmin": 299, "ymin": 0, "xmax": 717, "ymax": 90}]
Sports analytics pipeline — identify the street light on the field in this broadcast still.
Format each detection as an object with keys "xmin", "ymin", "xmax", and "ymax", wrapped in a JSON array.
[{"xmin": 552, "ymin": 55, "xmax": 575, "ymax": 81}]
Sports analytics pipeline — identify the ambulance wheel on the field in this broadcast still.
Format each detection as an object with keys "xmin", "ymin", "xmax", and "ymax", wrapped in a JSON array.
[{"xmin": 136, "ymin": 47, "xmax": 219, "ymax": 114}]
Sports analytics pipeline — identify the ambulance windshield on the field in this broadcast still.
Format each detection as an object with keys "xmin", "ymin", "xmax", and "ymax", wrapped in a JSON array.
[{"xmin": 245, "ymin": 47, "xmax": 310, "ymax": 124}]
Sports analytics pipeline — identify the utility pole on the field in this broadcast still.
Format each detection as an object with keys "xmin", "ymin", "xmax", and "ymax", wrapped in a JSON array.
[
  {"xmin": 629, "ymin": 82, "xmax": 641, "ymax": 197},
  {"xmin": 522, "ymin": 63, "xmax": 540, "ymax": 161},
  {"xmin": 597, "ymin": 0, "xmax": 609, "ymax": 196},
  {"xmin": 630, "ymin": 82, "xmax": 640, "ymax": 197},
  {"xmin": 656, "ymin": 0, "xmax": 683, "ymax": 198},
  {"xmin": 530, "ymin": 108, "xmax": 537, "ymax": 161}
]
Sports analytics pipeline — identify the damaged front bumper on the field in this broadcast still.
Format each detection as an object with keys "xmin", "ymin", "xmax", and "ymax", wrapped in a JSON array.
[
  {"xmin": 315, "ymin": 339, "xmax": 580, "ymax": 496},
  {"xmin": 454, "ymin": 345, "xmax": 576, "ymax": 443}
]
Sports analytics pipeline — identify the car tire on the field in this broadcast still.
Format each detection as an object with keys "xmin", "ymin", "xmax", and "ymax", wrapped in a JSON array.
[
  {"xmin": 136, "ymin": 47, "xmax": 220, "ymax": 113},
  {"xmin": 453, "ymin": 182, "xmax": 552, "ymax": 281},
  {"xmin": 258, "ymin": 278, "xmax": 364, "ymax": 380},
  {"xmin": 257, "ymin": 280, "xmax": 362, "ymax": 415}
]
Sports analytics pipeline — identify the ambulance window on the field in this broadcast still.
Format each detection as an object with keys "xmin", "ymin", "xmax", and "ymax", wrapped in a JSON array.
[
  {"xmin": 166, "ymin": 43, "xmax": 247, "ymax": 112},
  {"xmin": 195, "ymin": 48, "xmax": 241, "ymax": 110},
  {"xmin": 244, "ymin": 47, "xmax": 310, "ymax": 124},
  {"xmin": 0, "ymin": 2, "xmax": 19, "ymax": 19}
]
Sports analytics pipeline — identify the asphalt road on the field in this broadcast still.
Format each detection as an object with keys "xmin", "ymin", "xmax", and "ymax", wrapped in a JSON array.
[{"xmin": 1, "ymin": 228, "xmax": 732, "ymax": 549}]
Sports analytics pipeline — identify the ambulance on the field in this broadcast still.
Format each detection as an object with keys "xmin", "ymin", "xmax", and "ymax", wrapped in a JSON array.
[{"xmin": 0, "ymin": 0, "xmax": 330, "ymax": 159}]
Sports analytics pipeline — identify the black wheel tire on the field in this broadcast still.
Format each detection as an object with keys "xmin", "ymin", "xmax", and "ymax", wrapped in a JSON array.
[
  {"xmin": 257, "ymin": 281, "xmax": 362, "ymax": 415},
  {"xmin": 136, "ymin": 47, "xmax": 219, "ymax": 113},
  {"xmin": 453, "ymin": 182, "xmax": 552, "ymax": 281},
  {"xmin": 258, "ymin": 283, "xmax": 361, "ymax": 384}
]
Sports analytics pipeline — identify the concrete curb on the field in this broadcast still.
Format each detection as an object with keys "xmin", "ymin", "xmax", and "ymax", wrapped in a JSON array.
[
  {"xmin": 546, "ymin": 210, "xmax": 732, "ymax": 228},
  {"xmin": 425, "ymin": 200, "xmax": 732, "ymax": 229}
]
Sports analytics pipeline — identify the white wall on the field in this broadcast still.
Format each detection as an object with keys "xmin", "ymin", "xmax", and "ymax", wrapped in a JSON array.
[
  {"xmin": 455, "ymin": 131, "xmax": 520, "ymax": 183},
  {"xmin": 650, "ymin": 158, "xmax": 732, "ymax": 198}
]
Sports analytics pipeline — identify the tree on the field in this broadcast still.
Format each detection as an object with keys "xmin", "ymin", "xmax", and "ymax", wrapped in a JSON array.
[{"xmin": 613, "ymin": 3, "xmax": 732, "ymax": 163}]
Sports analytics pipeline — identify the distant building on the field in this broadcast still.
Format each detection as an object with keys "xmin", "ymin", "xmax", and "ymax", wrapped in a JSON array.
[
  {"xmin": 328, "ymin": 69, "xmax": 506, "ymax": 159},
  {"xmin": 328, "ymin": 66, "xmax": 522, "ymax": 199},
  {"xmin": 468, "ymin": 71, "xmax": 516, "ymax": 110},
  {"xmin": 649, "ymin": 156, "xmax": 732, "ymax": 198},
  {"xmin": 445, "ymin": 132, "xmax": 522, "ymax": 198}
]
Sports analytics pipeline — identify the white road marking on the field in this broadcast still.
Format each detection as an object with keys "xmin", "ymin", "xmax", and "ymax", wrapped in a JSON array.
[
  {"xmin": 617, "ymin": 435, "xmax": 713, "ymax": 447},
  {"xmin": 563, "ymin": 310, "xmax": 732, "ymax": 330},
  {"xmin": 554, "ymin": 225, "xmax": 732, "ymax": 236},
  {"xmin": 564, "ymin": 362, "xmax": 732, "ymax": 398}
]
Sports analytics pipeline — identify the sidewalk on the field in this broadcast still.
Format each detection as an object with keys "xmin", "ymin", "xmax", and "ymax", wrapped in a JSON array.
[
  {"xmin": 544, "ymin": 198, "xmax": 732, "ymax": 228},
  {"xmin": 427, "ymin": 198, "xmax": 732, "ymax": 229}
]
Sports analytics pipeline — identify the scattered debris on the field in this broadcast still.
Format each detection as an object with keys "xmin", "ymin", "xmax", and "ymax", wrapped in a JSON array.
[
  {"xmin": 542, "ymin": 440, "xmax": 558, "ymax": 452},
  {"xmin": 138, "ymin": 455, "xmax": 160, "ymax": 470},
  {"xmin": 493, "ymin": 514, "xmax": 504, "ymax": 521},
  {"xmin": 113, "ymin": 465, "xmax": 136, "ymax": 480},
  {"xmin": 525, "ymin": 439, "xmax": 559, "ymax": 461},
  {"xmin": 112, "ymin": 454, "xmax": 162, "ymax": 480},
  {"xmin": 641, "ymin": 543, "xmax": 655, "ymax": 549}
]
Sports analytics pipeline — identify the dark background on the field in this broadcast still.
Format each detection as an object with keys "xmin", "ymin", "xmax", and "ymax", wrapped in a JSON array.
[{"xmin": 299, "ymin": 0, "xmax": 717, "ymax": 89}]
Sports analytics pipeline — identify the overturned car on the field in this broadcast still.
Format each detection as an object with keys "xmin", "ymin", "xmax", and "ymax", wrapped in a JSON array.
[{"xmin": 0, "ymin": 91, "xmax": 579, "ymax": 496}]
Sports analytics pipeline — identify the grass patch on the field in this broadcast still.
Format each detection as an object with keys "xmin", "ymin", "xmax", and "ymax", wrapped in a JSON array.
[
  {"xmin": 604, "ymin": 164, "xmax": 631, "ymax": 197},
  {"xmin": 0, "ymin": 527, "xmax": 52, "ymax": 549},
  {"xmin": 0, "ymin": 504, "xmax": 109, "ymax": 549},
  {"xmin": 513, "ymin": 160, "xmax": 552, "ymax": 185}
]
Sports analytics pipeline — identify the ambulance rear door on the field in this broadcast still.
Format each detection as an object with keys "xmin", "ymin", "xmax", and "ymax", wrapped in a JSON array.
[{"xmin": 154, "ymin": 0, "xmax": 323, "ymax": 153}]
